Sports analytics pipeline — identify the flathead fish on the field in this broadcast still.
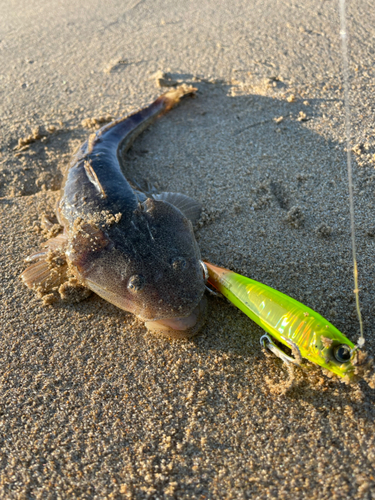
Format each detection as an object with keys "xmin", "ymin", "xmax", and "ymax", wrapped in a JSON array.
[{"xmin": 21, "ymin": 86, "xmax": 207, "ymax": 338}]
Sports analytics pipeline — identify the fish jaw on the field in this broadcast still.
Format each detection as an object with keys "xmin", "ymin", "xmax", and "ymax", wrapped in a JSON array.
[
  {"xmin": 144, "ymin": 295, "xmax": 207, "ymax": 339},
  {"xmin": 84, "ymin": 274, "xmax": 207, "ymax": 339}
]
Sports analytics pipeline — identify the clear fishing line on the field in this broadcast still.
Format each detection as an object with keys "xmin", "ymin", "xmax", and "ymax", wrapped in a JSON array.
[{"xmin": 338, "ymin": 0, "xmax": 365, "ymax": 348}]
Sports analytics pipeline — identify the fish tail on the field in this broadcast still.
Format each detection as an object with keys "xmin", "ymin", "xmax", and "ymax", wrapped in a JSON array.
[
  {"xmin": 91, "ymin": 85, "xmax": 197, "ymax": 157},
  {"xmin": 157, "ymin": 85, "xmax": 197, "ymax": 114}
]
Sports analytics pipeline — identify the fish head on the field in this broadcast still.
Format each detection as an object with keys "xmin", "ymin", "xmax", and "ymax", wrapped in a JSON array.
[{"xmin": 67, "ymin": 198, "xmax": 207, "ymax": 338}]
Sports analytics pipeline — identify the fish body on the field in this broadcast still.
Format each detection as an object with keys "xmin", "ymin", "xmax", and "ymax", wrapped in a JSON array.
[
  {"xmin": 22, "ymin": 87, "xmax": 207, "ymax": 338},
  {"xmin": 205, "ymin": 262, "xmax": 357, "ymax": 379}
]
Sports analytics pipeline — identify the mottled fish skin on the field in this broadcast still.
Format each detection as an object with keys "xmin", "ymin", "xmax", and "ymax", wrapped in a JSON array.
[{"xmin": 22, "ymin": 86, "xmax": 207, "ymax": 338}]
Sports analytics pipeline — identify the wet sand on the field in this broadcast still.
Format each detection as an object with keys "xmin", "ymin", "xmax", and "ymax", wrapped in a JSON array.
[{"xmin": 1, "ymin": 0, "xmax": 375, "ymax": 498}]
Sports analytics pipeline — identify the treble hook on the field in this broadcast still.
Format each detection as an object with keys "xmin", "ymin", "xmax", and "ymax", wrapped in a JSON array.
[{"xmin": 260, "ymin": 334, "xmax": 302, "ymax": 366}]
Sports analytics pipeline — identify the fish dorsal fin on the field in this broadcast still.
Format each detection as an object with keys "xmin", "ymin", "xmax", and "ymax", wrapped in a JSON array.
[
  {"xmin": 152, "ymin": 192, "xmax": 201, "ymax": 223},
  {"xmin": 84, "ymin": 160, "xmax": 107, "ymax": 198}
]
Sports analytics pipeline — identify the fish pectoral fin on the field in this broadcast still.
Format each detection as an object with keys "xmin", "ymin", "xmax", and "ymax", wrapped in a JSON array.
[
  {"xmin": 21, "ymin": 234, "xmax": 69, "ymax": 293},
  {"xmin": 152, "ymin": 192, "xmax": 201, "ymax": 223},
  {"xmin": 21, "ymin": 257, "xmax": 68, "ymax": 293}
]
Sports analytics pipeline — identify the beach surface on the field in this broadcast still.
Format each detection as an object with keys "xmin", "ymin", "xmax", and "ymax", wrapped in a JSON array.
[{"xmin": 1, "ymin": 0, "xmax": 375, "ymax": 498}]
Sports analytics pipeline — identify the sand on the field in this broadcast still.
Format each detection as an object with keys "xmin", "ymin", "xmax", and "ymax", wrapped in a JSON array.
[{"xmin": 1, "ymin": 0, "xmax": 375, "ymax": 498}]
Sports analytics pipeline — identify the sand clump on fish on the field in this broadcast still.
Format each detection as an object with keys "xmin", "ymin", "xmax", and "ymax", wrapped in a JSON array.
[{"xmin": 21, "ymin": 86, "xmax": 208, "ymax": 339}]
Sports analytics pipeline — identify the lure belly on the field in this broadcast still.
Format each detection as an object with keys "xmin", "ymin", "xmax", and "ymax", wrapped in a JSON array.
[{"xmin": 205, "ymin": 262, "xmax": 357, "ymax": 379}]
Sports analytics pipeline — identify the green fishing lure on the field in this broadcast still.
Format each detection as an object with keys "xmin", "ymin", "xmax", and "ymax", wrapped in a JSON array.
[{"xmin": 205, "ymin": 262, "xmax": 358, "ymax": 379}]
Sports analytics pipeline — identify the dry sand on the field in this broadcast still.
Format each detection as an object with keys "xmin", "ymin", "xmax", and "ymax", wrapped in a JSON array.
[{"xmin": 1, "ymin": 0, "xmax": 375, "ymax": 498}]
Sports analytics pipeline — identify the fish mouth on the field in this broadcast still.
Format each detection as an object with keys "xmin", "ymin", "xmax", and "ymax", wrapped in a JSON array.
[{"xmin": 144, "ymin": 295, "xmax": 207, "ymax": 339}]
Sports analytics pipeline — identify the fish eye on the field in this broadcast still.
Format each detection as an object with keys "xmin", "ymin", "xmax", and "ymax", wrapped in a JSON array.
[
  {"xmin": 333, "ymin": 344, "xmax": 352, "ymax": 363},
  {"xmin": 127, "ymin": 274, "xmax": 145, "ymax": 293},
  {"xmin": 171, "ymin": 256, "xmax": 186, "ymax": 271}
]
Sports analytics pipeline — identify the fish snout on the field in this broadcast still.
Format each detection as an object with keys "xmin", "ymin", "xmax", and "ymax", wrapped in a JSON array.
[{"xmin": 144, "ymin": 295, "xmax": 207, "ymax": 339}]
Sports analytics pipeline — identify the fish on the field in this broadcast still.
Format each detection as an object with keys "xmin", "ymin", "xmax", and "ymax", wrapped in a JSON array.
[
  {"xmin": 205, "ymin": 261, "xmax": 361, "ymax": 380},
  {"xmin": 21, "ymin": 86, "xmax": 207, "ymax": 339}
]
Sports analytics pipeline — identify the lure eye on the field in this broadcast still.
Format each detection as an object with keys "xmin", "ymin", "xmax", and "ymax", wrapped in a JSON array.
[
  {"xmin": 171, "ymin": 256, "xmax": 186, "ymax": 272},
  {"xmin": 333, "ymin": 344, "xmax": 352, "ymax": 363},
  {"xmin": 127, "ymin": 274, "xmax": 145, "ymax": 293}
]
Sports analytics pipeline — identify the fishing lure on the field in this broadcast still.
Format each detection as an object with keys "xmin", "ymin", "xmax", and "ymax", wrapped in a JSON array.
[{"xmin": 204, "ymin": 261, "xmax": 358, "ymax": 379}]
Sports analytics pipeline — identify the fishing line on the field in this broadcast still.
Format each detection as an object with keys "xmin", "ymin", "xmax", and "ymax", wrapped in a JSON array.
[{"xmin": 338, "ymin": 0, "xmax": 365, "ymax": 348}]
